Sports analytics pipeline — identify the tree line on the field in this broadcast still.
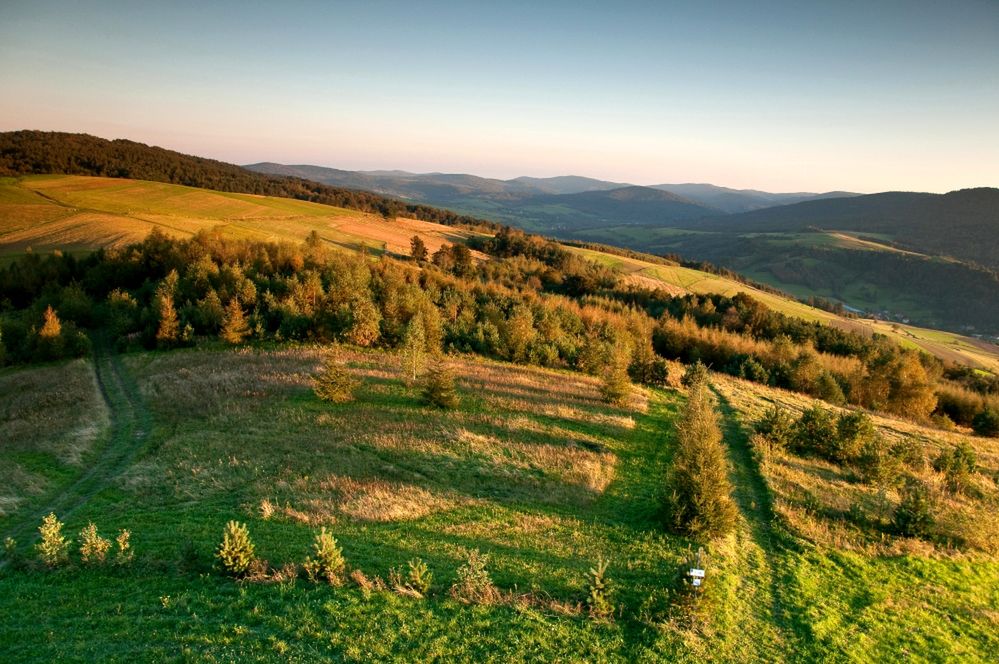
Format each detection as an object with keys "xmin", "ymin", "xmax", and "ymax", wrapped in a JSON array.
[{"xmin": 0, "ymin": 226, "xmax": 996, "ymax": 434}]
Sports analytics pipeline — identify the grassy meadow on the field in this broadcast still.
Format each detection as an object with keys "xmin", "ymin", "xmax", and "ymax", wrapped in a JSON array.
[
  {"xmin": 2, "ymin": 347, "xmax": 998, "ymax": 661},
  {"xmin": 0, "ymin": 175, "xmax": 487, "ymax": 259}
]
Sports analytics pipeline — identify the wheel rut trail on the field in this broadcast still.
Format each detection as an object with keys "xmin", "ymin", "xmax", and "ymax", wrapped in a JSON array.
[
  {"xmin": 2, "ymin": 342, "xmax": 153, "ymax": 548},
  {"xmin": 711, "ymin": 388, "xmax": 815, "ymax": 662}
]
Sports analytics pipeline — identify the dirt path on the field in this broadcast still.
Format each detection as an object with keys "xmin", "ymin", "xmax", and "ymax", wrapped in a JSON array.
[
  {"xmin": 712, "ymin": 389, "xmax": 816, "ymax": 662},
  {"xmin": 1, "ymin": 342, "xmax": 152, "ymax": 550}
]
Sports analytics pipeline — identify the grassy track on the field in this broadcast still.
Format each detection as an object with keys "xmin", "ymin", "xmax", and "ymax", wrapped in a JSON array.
[{"xmin": 1, "ymin": 341, "xmax": 151, "ymax": 551}]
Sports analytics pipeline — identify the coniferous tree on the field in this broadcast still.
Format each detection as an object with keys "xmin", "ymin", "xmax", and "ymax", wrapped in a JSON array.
[
  {"xmin": 155, "ymin": 293, "xmax": 179, "ymax": 348},
  {"xmin": 422, "ymin": 354, "xmax": 460, "ymax": 409},
  {"xmin": 410, "ymin": 235, "xmax": 428, "ymax": 262},
  {"xmin": 220, "ymin": 298, "xmax": 250, "ymax": 344},
  {"xmin": 600, "ymin": 346, "xmax": 632, "ymax": 406},
  {"xmin": 35, "ymin": 306, "xmax": 64, "ymax": 359},
  {"xmin": 312, "ymin": 350, "xmax": 359, "ymax": 403},
  {"xmin": 665, "ymin": 370, "xmax": 737, "ymax": 539}
]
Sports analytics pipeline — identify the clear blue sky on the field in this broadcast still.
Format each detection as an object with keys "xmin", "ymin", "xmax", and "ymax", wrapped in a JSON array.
[{"xmin": 1, "ymin": 0, "xmax": 997, "ymax": 192}]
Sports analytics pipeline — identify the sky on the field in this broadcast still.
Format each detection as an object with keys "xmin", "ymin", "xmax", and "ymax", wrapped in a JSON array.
[{"xmin": 1, "ymin": 0, "xmax": 997, "ymax": 193}]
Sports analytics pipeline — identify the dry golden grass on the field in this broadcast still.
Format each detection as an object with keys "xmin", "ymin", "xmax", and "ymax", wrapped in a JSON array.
[
  {"xmin": 0, "ymin": 175, "xmax": 487, "ymax": 260},
  {"xmin": 122, "ymin": 346, "xmax": 637, "ymax": 523},
  {"xmin": 712, "ymin": 372, "xmax": 999, "ymax": 556},
  {"xmin": 0, "ymin": 359, "xmax": 109, "ymax": 517}
]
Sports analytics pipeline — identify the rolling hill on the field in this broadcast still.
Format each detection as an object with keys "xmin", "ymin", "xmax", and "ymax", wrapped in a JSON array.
[
  {"xmin": 2, "ymin": 172, "xmax": 997, "ymax": 376},
  {"xmin": 2, "ymin": 144, "xmax": 999, "ymax": 660}
]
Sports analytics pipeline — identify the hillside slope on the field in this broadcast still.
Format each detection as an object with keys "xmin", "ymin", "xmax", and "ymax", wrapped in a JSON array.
[
  {"xmin": 2, "ymin": 348, "xmax": 997, "ymax": 661},
  {"xmin": 2, "ymin": 173, "xmax": 997, "ymax": 374},
  {"xmin": 0, "ymin": 175, "xmax": 485, "ymax": 259},
  {"xmin": 687, "ymin": 188, "xmax": 999, "ymax": 269}
]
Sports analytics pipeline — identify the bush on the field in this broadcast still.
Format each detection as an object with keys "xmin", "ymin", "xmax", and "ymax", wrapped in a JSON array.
[
  {"xmin": 790, "ymin": 407, "xmax": 839, "ymax": 460},
  {"xmin": 681, "ymin": 361, "xmax": 709, "ymax": 388},
  {"xmin": 391, "ymin": 558, "xmax": 433, "ymax": 597},
  {"xmin": 115, "ymin": 529, "xmax": 134, "ymax": 565},
  {"xmin": 79, "ymin": 523, "xmax": 111, "ymax": 564},
  {"xmin": 754, "ymin": 404, "xmax": 795, "ymax": 448},
  {"xmin": 933, "ymin": 442, "xmax": 977, "ymax": 493},
  {"xmin": 406, "ymin": 558, "xmax": 433, "ymax": 596},
  {"xmin": 834, "ymin": 412, "xmax": 878, "ymax": 464},
  {"xmin": 312, "ymin": 352, "xmax": 359, "ymax": 404},
  {"xmin": 893, "ymin": 478, "xmax": 935, "ymax": 538},
  {"xmin": 421, "ymin": 355, "xmax": 460, "ymax": 409},
  {"xmin": 3, "ymin": 537, "xmax": 26, "ymax": 571},
  {"xmin": 856, "ymin": 436, "xmax": 904, "ymax": 488},
  {"xmin": 450, "ymin": 549, "xmax": 500, "ymax": 604},
  {"xmin": 664, "ymin": 371, "xmax": 738, "ymax": 539},
  {"xmin": 790, "ymin": 408, "xmax": 877, "ymax": 465},
  {"xmin": 972, "ymin": 408, "xmax": 999, "ymax": 438},
  {"xmin": 36, "ymin": 513, "xmax": 70, "ymax": 567},
  {"xmin": 586, "ymin": 557, "xmax": 615, "ymax": 621},
  {"xmin": 217, "ymin": 521, "xmax": 256, "ymax": 577},
  {"xmin": 302, "ymin": 527, "xmax": 346, "ymax": 586},
  {"xmin": 600, "ymin": 352, "xmax": 632, "ymax": 406}
]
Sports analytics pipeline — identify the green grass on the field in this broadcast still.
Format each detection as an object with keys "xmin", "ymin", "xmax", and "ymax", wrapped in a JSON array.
[{"xmin": 3, "ymin": 347, "xmax": 998, "ymax": 661}]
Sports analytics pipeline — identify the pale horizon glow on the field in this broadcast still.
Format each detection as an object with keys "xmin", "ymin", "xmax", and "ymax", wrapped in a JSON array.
[{"xmin": 2, "ymin": 0, "xmax": 998, "ymax": 194}]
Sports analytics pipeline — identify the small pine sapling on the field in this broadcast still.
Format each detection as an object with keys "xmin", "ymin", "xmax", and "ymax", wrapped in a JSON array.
[
  {"xmin": 586, "ymin": 557, "xmax": 615, "ymax": 621},
  {"xmin": 79, "ymin": 523, "xmax": 112, "ymax": 564},
  {"xmin": 312, "ymin": 351, "xmax": 359, "ymax": 404},
  {"xmin": 302, "ymin": 527, "xmax": 346, "ymax": 585},
  {"xmin": 36, "ymin": 512, "xmax": 70, "ymax": 567},
  {"xmin": 217, "ymin": 521, "xmax": 256, "ymax": 577}
]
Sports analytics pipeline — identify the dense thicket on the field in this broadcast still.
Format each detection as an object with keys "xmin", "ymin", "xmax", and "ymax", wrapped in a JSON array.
[
  {"xmin": 0, "ymin": 226, "xmax": 993, "ymax": 428},
  {"xmin": 0, "ymin": 131, "xmax": 499, "ymax": 229}
]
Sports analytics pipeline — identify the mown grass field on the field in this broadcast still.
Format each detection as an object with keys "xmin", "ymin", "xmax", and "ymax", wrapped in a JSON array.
[
  {"xmin": 2, "ymin": 347, "xmax": 997, "ymax": 661},
  {"xmin": 0, "ymin": 175, "xmax": 487, "ymax": 259}
]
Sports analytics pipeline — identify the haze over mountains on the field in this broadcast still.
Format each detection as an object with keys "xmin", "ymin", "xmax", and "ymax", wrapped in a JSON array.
[
  {"xmin": 1, "ymin": 131, "xmax": 996, "ymax": 334},
  {"xmin": 248, "ymin": 160, "xmax": 999, "ymax": 334},
  {"xmin": 246, "ymin": 162, "xmax": 857, "ymax": 217}
]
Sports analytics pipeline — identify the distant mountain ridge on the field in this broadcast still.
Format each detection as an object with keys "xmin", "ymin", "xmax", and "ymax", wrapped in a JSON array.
[{"xmin": 244, "ymin": 162, "xmax": 854, "ymax": 214}]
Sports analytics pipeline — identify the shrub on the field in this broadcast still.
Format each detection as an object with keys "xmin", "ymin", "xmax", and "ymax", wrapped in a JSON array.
[
  {"xmin": 681, "ymin": 360, "xmax": 709, "ymax": 388},
  {"xmin": 450, "ymin": 549, "xmax": 500, "ymax": 604},
  {"xmin": 834, "ymin": 412, "xmax": 878, "ymax": 464},
  {"xmin": 217, "ymin": 521, "xmax": 256, "ymax": 577},
  {"xmin": 600, "ymin": 352, "xmax": 632, "ymax": 406},
  {"xmin": 790, "ymin": 406, "xmax": 839, "ymax": 460},
  {"xmin": 115, "ymin": 529, "xmax": 134, "ymax": 565},
  {"xmin": 79, "ymin": 523, "xmax": 111, "ymax": 564},
  {"xmin": 3, "ymin": 537, "xmax": 26, "ymax": 571},
  {"xmin": 664, "ymin": 371, "xmax": 738, "ymax": 539},
  {"xmin": 972, "ymin": 408, "xmax": 999, "ymax": 438},
  {"xmin": 312, "ymin": 352, "xmax": 359, "ymax": 404},
  {"xmin": 421, "ymin": 355, "xmax": 460, "ymax": 409},
  {"xmin": 893, "ymin": 478, "xmax": 935, "ymax": 538},
  {"xmin": 36, "ymin": 513, "xmax": 70, "ymax": 567},
  {"xmin": 405, "ymin": 558, "xmax": 433, "ymax": 596},
  {"xmin": 856, "ymin": 436, "xmax": 904, "ymax": 488},
  {"xmin": 754, "ymin": 404, "xmax": 795, "ymax": 448},
  {"xmin": 586, "ymin": 557, "xmax": 615, "ymax": 621},
  {"xmin": 933, "ymin": 442, "xmax": 977, "ymax": 493},
  {"xmin": 302, "ymin": 527, "xmax": 346, "ymax": 586}
]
